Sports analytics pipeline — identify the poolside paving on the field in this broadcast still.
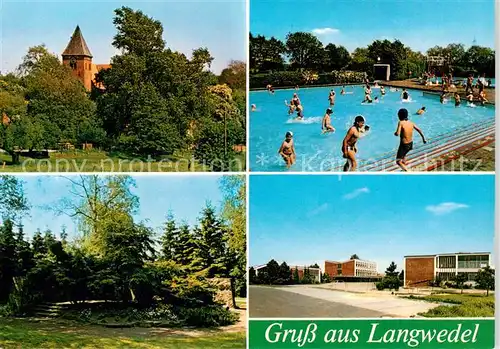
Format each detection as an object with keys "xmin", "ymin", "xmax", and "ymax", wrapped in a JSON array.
[
  {"xmin": 249, "ymin": 285, "xmax": 439, "ymax": 318},
  {"xmin": 379, "ymin": 79, "xmax": 496, "ymax": 104}
]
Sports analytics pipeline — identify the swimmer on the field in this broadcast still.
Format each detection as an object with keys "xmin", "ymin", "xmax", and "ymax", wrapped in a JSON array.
[
  {"xmin": 278, "ymin": 131, "xmax": 296, "ymax": 169},
  {"xmin": 416, "ymin": 106, "xmax": 426, "ymax": 115},
  {"xmin": 321, "ymin": 108, "xmax": 335, "ymax": 133},
  {"xmin": 454, "ymin": 93, "xmax": 461, "ymax": 107},
  {"xmin": 362, "ymin": 94, "xmax": 373, "ymax": 103},
  {"xmin": 466, "ymin": 93, "xmax": 474, "ymax": 103},
  {"xmin": 364, "ymin": 84, "xmax": 372, "ymax": 96},
  {"xmin": 266, "ymin": 84, "xmax": 274, "ymax": 94},
  {"xmin": 374, "ymin": 96, "xmax": 379, "ymax": 103},
  {"xmin": 342, "ymin": 115, "xmax": 366, "ymax": 172},
  {"xmin": 341, "ymin": 86, "xmax": 345, "ymax": 95},
  {"xmin": 251, "ymin": 104, "xmax": 257, "ymax": 112},
  {"xmin": 440, "ymin": 92, "xmax": 447, "ymax": 104},
  {"xmin": 284, "ymin": 100, "xmax": 295, "ymax": 115},
  {"xmin": 401, "ymin": 89, "xmax": 410, "ymax": 101},
  {"xmin": 296, "ymin": 104, "xmax": 304, "ymax": 119},
  {"xmin": 328, "ymin": 89, "xmax": 336, "ymax": 106},
  {"xmin": 380, "ymin": 86, "xmax": 386, "ymax": 96},
  {"xmin": 374, "ymin": 82, "xmax": 379, "ymax": 88},
  {"xmin": 479, "ymin": 90, "xmax": 488, "ymax": 105},
  {"xmin": 295, "ymin": 85, "xmax": 300, "ymax": 90},
  {"xmin": 394, "ymin": 108, "xmax": 426, "ymax": 172}
]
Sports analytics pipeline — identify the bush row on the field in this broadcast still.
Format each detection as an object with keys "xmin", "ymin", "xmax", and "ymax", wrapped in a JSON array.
[{"xmin": 250, "ymin": 70, "xmax": 366, "ymax": 89}]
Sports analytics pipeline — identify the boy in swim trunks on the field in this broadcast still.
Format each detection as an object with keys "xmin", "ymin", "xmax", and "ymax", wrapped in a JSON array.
[
  {"xmin": 321, "ymin": 108, "xmax": 335, "ymax": 133},
  {"xmin": 278, "ymin": 131, "xmax": 296, "ymax": 168},
  {"xmin": 328, "ymin": 90, "xmax": 336, "ymax": 106},
  {"xmin": 342, "ymin": 115, "xmax": 366, "ymax": 172},
  {"xmin": 394, "ymin": 108, "xmax": 427, "ymax": 172}
]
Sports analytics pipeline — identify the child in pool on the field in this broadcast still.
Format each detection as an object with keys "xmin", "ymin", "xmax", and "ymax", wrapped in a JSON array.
[
  {"xmin": 454, "ymin": 93, "xmax": 461, "ymax": 107},
  {"xmin": 321, "ymin": 108, "xmax": 335, "ymax": 133},
  {"xmin": 278, "ymin": 131, "xmax": 296, "ymax": 168},
  {"xmin": 416, "ymin": 106, "xmax": 426, "ymax": 115},
  {"xmin": 251, "ymin": 104, "xmax": 257, "ymax": 112}
]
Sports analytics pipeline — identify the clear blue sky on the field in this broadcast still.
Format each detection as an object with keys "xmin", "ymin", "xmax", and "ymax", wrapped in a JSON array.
[
  {"xmin": 14, "ymin": 175, "xmax": 224, "ymax": 241},
  {"xmin": 249, "ymin": 175, "xmax": 495, "ymax": 272},
  {"xmin": 250, "ymin": 0, "xmax": 495, "ymax": 53},
  {"xmin": 1, "ymin": 0, "xmax": 245, "ymax": 74}
]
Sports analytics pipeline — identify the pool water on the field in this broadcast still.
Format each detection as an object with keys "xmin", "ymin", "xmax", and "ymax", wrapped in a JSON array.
[{"xmin": 249, "ymin": 85, "xmax": 495, "ymax": 172}]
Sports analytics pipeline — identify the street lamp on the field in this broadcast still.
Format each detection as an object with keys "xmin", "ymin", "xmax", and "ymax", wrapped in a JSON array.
[{"xmin": 377, "ymin": 57, "xmax": 381, "ymax": 63}]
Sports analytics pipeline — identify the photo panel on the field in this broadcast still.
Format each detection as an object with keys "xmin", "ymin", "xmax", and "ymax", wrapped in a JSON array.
[
  {"xmin": 248, "ymin": 174, "xmax": 495, "ymax": 348},
  {"xmin": 0, "ymin": 174, "xmax": 246, "ymax": 347}
]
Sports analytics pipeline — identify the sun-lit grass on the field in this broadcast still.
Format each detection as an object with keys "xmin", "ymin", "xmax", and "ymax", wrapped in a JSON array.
[
  {"xmin": 409, "ymin": 293, "xmax": 495, "ymax": 318},
  {"xmin": 235, "ymin": 298, "xmax": 247, "ymax": 310},
  {"xmin": 0, "ymin": 150, "xmax": 246, "ymax": 172},
  {"xmin": 0, "ymin": 318, "xmax": 245, "ymax": 349}
]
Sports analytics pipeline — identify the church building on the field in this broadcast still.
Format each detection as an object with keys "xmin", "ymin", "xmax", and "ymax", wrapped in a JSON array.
[{"xmin": 61, "ymin": 26, "xmax": 110, "ymax": 90}]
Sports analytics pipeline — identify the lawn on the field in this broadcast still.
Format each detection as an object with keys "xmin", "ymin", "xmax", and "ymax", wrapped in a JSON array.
[
  {"xmin": 409, "ymin": 293, "xmax": 495, "ymax": 317},
  {"xmin": 0, "ymin": 318, "xmax": 245, "ymax": 349},
  {"xmin": 0, "ymin": 150, "xmax": 246, "ymax": 172}
]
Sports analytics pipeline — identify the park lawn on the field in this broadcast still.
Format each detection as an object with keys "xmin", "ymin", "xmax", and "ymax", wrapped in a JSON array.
[
  {"xmin": 0, "ymin": 318, "xmax": 245, "ymax": 349},
  {"xmin": 414, "ymin": 293, "xmax": 494, "ymax": 318},
  {"xmin": 0, "ymin": 150, "xmax": 246, "ymax": 172}
]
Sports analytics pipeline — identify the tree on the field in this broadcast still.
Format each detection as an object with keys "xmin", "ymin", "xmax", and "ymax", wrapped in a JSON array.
[
  {"xmin": 19, "ymin": 45, "xmax": 99, "ymax": 145},
  {"xmin": 286, "ymin": 32, "xmax": 324, "ymax": 70},
  {"xmin": 349, "ymin": 47, "xmax": 373, "ymax": 75},
  {"xmin": 454, "ymin": 273, "xmax": 467, "ymax": 294},
  {"xmin": 160, "ymin": 212, "xmax": 179, "ymax": 261},
  {"xmin": 279, "ymin": 262, "xmax": 291, "ymax": 285},
  {"xmin": 292, "ymin": 267, "xmax": 300, "ymax": 284},
  {"xmin": 0, "ymin": 176, "xmax": 30, "ymax": 223},
  {"xmin": 350, "ymin": 254, "xmax": 360, "ymax": 260},
  {"xmin": 324, "ymin": 44, "xmax": 351, "ymax": 71},
  {"xmin": 249, "ymin": 34, "xmax": 286, "ymax": 72},
  {"xmin": 192, "ymin": 203, "xmax": 227, "ymax": 277},
  {"xmin": 219, "ymin": 61, "xmax": 246, "ymax": 91},
  {"xmin": 385, "ymin": 261, "xmax": 399, "ymax": 277},
  {"xmin": 220, "ymin": 175, "xmax": 246, "ymax": 299},
  {"xmin": 322, "ymin": 273, "xmax": 331, "ymax": 283},
  {"xmin": 249, "ymin": 267, "xmax": 257, "ymax": 284},
  {"xmin": 265, "ymin": 259, "xmax": 281, "ymax": 285},
  {"xmin": 112, "ymin": 7, "xmax": 165, "ymax": 56},
  {"xmin": 53, "ymin": 175, "xmax": 139, "ymax": 256},
  {"xmin": 475, "ymin": 266, "xmax": 495, "ymax": 296},
  {"xmin": 399, "ymin": 270, "xmax": 405, "ymax": 282}
]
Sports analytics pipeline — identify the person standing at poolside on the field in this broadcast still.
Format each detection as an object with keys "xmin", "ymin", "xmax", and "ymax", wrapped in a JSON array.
[
  {"xmin": 394, "ymin": 108, "xmax": 427, "ymax": 172},
  {"xmin": 321, "ymin": 108, "xmax": 335, "ymax": 133},
  {"xmin": 328, "ymin": 89, "xmax": 336, "ymax": 106},
  {"xmin": 278, "ymin": 131, "xmax": 296, "ymax": 169},
  {"xmin": 342, "ymin": 115, "xmax": 366, "ymax": 172}
]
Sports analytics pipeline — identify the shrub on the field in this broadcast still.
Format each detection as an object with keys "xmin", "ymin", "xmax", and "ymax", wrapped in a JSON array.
[
  {"xmin": 376, "ymin": 282, "xmax": 385, "ymax": 290},
  {"xmin": 176, "ymin": 305, "xmax": 239, "ymax": 327}
]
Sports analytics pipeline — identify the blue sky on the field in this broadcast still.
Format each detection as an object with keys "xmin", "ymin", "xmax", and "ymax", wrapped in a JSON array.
[
  {"xmin": 1, "ymin": 0, "xmax": 245, "ymax": 74},
  {"xmin": 250, "ymin": 0, "xmax": 495, "ymax": 53},
  {"xmin": 249, "ymin": 174, "xmax": 495, "ymax": 272},
  {"xmin": 13, "ymin": 175, "xmax": 224, "ymax": 240}
]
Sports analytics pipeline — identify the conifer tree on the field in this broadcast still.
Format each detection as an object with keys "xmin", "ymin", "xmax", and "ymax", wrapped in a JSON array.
[{"xmin": 160, "ymin": 212, "xmax": 179, "ymax": 261}]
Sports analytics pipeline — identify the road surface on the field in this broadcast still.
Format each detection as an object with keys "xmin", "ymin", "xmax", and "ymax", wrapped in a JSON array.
[{"xmin": 249, "ymin": 286, "xmax": 389, "ymax": 318}]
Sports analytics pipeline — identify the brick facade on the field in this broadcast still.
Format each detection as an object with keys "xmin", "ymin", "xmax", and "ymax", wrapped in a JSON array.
[
  {"xmin": 324, "ymin": 260, "xmax": 357, "ymax": 278},
  {"xmin": 405, "ymin": 257, "xmax": 435, "ymax": 287}
]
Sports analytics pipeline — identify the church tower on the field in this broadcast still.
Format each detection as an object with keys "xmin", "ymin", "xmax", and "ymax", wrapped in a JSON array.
[{"xmin": 62, "ymin": 25, "xmax": 93, "ymax": 91}]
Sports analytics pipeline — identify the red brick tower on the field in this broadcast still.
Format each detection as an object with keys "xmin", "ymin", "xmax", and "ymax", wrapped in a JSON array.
[{"xmin": 62, "ymin": 25, "xmax": 93, "ymax": 90}]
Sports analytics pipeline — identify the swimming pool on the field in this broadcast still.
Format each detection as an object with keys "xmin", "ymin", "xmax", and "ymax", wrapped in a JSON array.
[{"xmin": 249, "ymin": 85, "xmax": 495, "ymax": 172}]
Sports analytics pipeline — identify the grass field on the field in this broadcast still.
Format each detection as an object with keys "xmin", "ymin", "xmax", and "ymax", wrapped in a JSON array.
[
  {"xmin": 0, "ymin": 318, "xmax": 245, "ymax": 349},
  {"xmin": 0, "ymin": 150, "xmax": 246, "ymax": 172},
  {"xmin": 409, "ymin": 293, "xmax": 495, "ymax": 317}
]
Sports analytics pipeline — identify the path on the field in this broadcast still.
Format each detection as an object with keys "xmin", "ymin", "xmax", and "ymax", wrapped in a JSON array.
[{"xmin": 250, "ymin": 285, "xmax": 439, "ymax": 318}]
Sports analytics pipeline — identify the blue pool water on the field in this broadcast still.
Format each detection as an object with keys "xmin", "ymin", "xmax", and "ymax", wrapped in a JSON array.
[{"xmin": 249, "ymin": 85, "xmax": 495, "ymax": 172}]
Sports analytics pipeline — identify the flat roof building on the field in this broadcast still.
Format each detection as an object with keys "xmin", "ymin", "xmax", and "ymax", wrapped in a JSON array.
[
  {"xmin": 404, "ymin": 252, "xmax": 492, "ymax": 287},
  {"xmin": 324, "ymin": 258, "xmax": 378, "ymax": 279}
]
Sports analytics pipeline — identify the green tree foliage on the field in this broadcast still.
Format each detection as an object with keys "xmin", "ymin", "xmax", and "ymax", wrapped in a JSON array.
[
  {"xmin": 349, "ymin": 254, "xmax": 360, "ymax": 260},
  {"xmin": 286, "ymin": 32, "xmax": 324, "ymax": 70},
  {"xmin": 292, "ymin": 267, "xmax": 300, "ymax": 284},
  {"xmin": 0, "ymin": 176, "xmax": 30, "ymax": 223},
  {"xmin": 249, "ymin": 33, "xmax": 286, "ymax": 72},
  {"xmin": 475, "ymin": 266, "xmax": 495, "ymax": 296},
  {"xmin": 324, "ymin": 44, "xmax": 351, "ymax": 71},
  {"xmin": 322, "ymin": 273, "xmax": 331, "ymax": 283},
  {"xmin": 454, "ymin": 273, "xmax": 468, "ymax": 294}
]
